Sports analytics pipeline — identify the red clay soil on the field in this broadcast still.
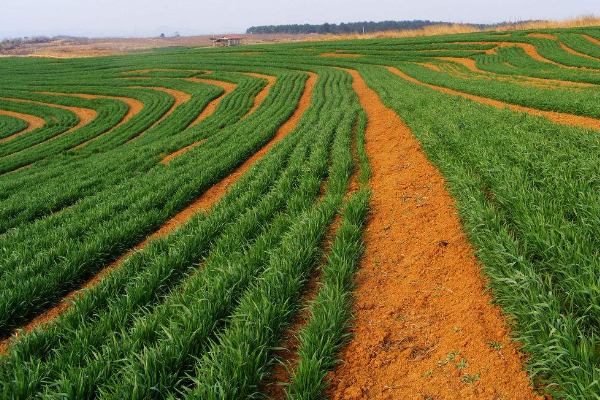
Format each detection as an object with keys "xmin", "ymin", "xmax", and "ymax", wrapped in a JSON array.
[
  {"xmin": 559, "ymin": 42, "xmax": 600, "ymax": 62},
  {"xmin": 526, "ymin": 33, "xmax": 558, "ymax": 40},
  {"xmin": 0, "ymin": 98, "xmax": 97, "ymax": 155},
  {"xmin": 159, "ymin": 77, "xmax": 238, "ymax": 165},
  {"xmin": 185, "ymin": 77, "xmax": 237, "ymax": 128},
  {"xmin": 583, "ymin": 34, "xmax": 600, "ymax": 46},
  {"xmin": 34, "ymin": 92, "xmax": 144, "ymax": 150},
  {"xmin": 125, "ymin": 87, "xmax": 191, "ymax": 143},
  {"xmin": 435, "ymin": 57, "xmax": 594, "ymax": 89},
  {"xmin": 417, "ymin": 62, "xmax": 442, "ymax": 72},
  {"xmin": 188, "ymin": 71, "xmax": 316, "ymax": 211},
  {"xmin": 387, "ymin": 65, "xmax": 600, "ymax": 131},
  {"xmin": 159, "ymin": 139, "xmax": 206, "ymax": 165},
  {"xmin": 325, "ymin": 68, "xmax": 542, "ymax": 400},
  {"xmin": 0, "ymin": 71, "xmax": 317, "ymax": 356},
  {"xmin": 0, "ymin": 109, "xmax": 45, "ymax": 143},
  {"xmin": 0, "ymin": 97, "xmax": 97, "ymax": 135},
  {"xmin": 239, "ymin": 72, "xmax": 276, "ymax": 119}
]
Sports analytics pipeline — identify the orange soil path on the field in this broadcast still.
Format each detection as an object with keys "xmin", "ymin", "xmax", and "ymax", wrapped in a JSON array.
[
  {"xmin": 54, "ymin": 93, "xmax": 145, "ymax": 150},
  {"xmin": 125, "ymin": 87, "xmax": 191, "ymax": 143},
  {"xmin": 523, "ymin": 33, "xmax": 600, "ymax": 63},
  {"xmin": 0, "ymin": 97, "xmax": 97, "ymax": 153},
  {"xmin": 185, "ymin": 77, "xmax": 237, "ymax": 129},
  {"xmin": 239, "ymin": 72, "xmax": 276, "ymax": 119},
  {"xmin": 437, "ymin": 57, "xmax": 594, "ymax": 88},
  {"xmin": 0, "ymin": 110, "xmax": 46, "ymax": 143},
  {"xmin": 325, "ymin": 68, "xmax": 540, "ymax": 400},
  {"xmin": 159, "ymin": 140, "xmax": 206, "ymax": 165},
  {"xmin": 559, "ymin": 42, "xmax": 600, "ymax": 62},
  {"xmin": 0, "ymin": 71, "xmax": 317, "ymax": 356},
  {"xmin": 0, "ymin": 97, "xmax": 97, "ymax": 134},
  {"xmin": 583, "ymin": 34, "xmax": 600, "ymax": 46},
  {"xmin": 158, "ymin": 77, "xmax": 238, "ymax": 165},
  {"xmin": 388, "ymin": 66, "xmax": 600, "ymax": 131},
  {"xmin": 527, "ymin": 33, "xmax": 558, "ymax": 40},
  {"xmin": 464, "ymin": 40, "xmax": 589, "ymax": 70}
]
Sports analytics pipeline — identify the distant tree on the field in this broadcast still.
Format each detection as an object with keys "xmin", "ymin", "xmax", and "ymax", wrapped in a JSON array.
[
  {"xmin": 160, "ymin": 33, "xmax": 165, "ymax": 38},
  {"xmin": 174, "ymin": 31, "xmax": 180, "ymax": 37}
]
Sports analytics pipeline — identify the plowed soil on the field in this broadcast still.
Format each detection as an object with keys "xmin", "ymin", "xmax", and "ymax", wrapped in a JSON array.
[
  {"xmin": 325, "ymin": 68, "xmax": 541, "ymax": 400},
  {"xmin": 126, "ymin": 87, "xmax": 191, "ymax": 143},
  {"xmin": 185, "ymin": 77, "xmax": 237, "ymax": 128},
  {"xmin": 0, "ymin": 110, "xmax": 45, "ymax": 142},
  {"xmin": 435, "ymin": 57, "xmax": 594, "ymax": 88},
  {"xmin": 583, "ymin": 34, "xmax": 600, "ymax": 46},
  {"xmin": 389, "ymin": 66, "xmax": 600, "ymax": 131},
  {"xmin": 239, "ymin": 72, "xmax": 276, "ymax": 119},
  {"xmin": 159, "ymin": 77, "xmax": 237, "ymax": 164},
  {"xmin": 559, "ymin": 42, "xmax": 600, "ymax": 62},
  {"xmin": 0, "ymin": 97, "xmax": 97, "ymax": 135},
  {"xmin": 527, "ymin": 33, "xmax": 558, "ymax": 40},
  {"xmin": 34, "ymin": 92, "xmax": 144, "ymax": 150}
]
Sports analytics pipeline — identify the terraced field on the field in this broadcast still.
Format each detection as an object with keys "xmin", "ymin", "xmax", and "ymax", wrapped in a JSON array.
[{"xmin": 1, "ymin": 26, "xmax": 600, "ymax": 399}]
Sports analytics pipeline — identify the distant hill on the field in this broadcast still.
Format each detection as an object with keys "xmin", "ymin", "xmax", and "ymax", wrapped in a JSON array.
[{"xmin": 246, "ymin": 19, "xmax": 537, "ymax": 35}]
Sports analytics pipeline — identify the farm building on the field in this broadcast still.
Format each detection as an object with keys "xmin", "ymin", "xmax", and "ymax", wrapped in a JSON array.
[{"xmin": 211, "ymin": 36, "xmax": 243, "ymax": 47}]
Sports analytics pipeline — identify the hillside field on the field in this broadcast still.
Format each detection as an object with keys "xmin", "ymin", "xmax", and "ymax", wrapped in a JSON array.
[{"xmin": 1, "ymin": 26, "xmax": 600, "ymax": 399}]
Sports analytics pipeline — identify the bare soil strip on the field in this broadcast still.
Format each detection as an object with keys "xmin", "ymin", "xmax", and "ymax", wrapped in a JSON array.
[
  {"xmin": 0, "ymin": 98, "xmax": 97, "ymax": 155},
  {"xmin": 559, "ymin": 42, "xmax": 600, "ymax": 62},
  {"xmin": 388, "ymin": 66, "xmax": 600, "ymax": 131},
  {"xmin": 125, "ymin": 87, "xmax": 191, "ymax": 143},
  {"xmin": 239, "ymin": 72, "xmax": 276, "ymax": 119},
  {"xmin": 0, "ymin": 110, "xmax": 45, "ymax": 143},
  {"xmin": 0, "ymin": 97, "xmax": 97, "ymax": 135},
  {"xmin": 158, "ymin": 77, "xmax": 237, "ymax": 164},
  {"xmin": 50, "ymin": 93, "xmax": 145, "ymax": 150},
  {"xmin": 185, "ymin": 77, "xmax": 238, "ymax": 129},
  {"xmin": 527, "ymin": 33, "xmax": 558, "ymax": 40},
  {"xmin": 434, "ymin": 57, "xmax": 594, "ymax": 89},
  {"xmin": 325, "ymin": 67, "xmax": 541, "ymax": 400},
  {"xmin": 417, "ymin": 62, "xmax": 442, "ymax": 72},
  {"xmin": 0, "ymin": 71, "xmax": 317, "ymax": 355},
  {"xmin": 159, "ymin": 140, "xmax": 206, "ymax": 165},
  {"xmin": 583, "ymin": 34, "xmax": 600, "ymax": 46}
]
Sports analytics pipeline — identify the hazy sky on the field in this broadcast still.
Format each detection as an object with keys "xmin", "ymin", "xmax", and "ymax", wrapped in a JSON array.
[{"xmin": 1, "ymin": 0, "xmax": 598, "ymax": 39}]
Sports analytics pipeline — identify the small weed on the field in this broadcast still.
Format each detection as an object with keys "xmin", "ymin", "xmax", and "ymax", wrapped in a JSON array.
[
  {"xmin": 438, "ymin": 350, "xmax": 459, "ymax": 366},
  {"xmin": 488, "ymin": 341, "xmax": 503, "ymax": 350},
  {"xmin": 423, "ymin": 369, "xmax": 433, "ymax": 377},
  {"xmin": 456, "ymin": 358, "xmax": 468, "ymax": 370},
  {"xmin": 461, "ymin": 372, "xmax": 480, "ymax": 383}
]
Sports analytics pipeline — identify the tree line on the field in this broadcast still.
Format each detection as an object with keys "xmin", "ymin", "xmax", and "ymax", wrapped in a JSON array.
[{"xmin": 246, "ymin": 20, "xmax": 530, "ymax": 35}]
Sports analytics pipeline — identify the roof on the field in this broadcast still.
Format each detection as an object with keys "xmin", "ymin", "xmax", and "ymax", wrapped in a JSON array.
[{"xmin": 224, "ymin": 36, "xmax": 243, "ymax": 40}]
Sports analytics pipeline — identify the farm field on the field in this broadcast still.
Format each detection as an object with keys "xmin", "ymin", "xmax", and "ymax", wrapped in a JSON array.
[{"xmin": 1, "ymin": 25, "xmax": 600, "ymax": 399}]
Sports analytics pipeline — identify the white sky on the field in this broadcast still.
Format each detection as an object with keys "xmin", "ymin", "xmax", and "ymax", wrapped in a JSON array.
[{"xmin": 1, "ymin": 0, "xmax": 598, "ymax": 39}]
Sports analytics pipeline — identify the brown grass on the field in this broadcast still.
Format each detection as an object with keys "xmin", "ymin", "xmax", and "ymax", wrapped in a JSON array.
[{"xmin": 311, "ymin": 15, "xmax": 600, "ymax": 42}]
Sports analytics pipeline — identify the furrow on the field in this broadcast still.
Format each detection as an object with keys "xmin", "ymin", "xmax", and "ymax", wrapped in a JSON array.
[
  {"xmin": 325, "ymin": 67, "xmax": 540, "ymax": 400},
  {"xmin": 387, "ymin": 65, "xmax": 600, "ymax": 131}
]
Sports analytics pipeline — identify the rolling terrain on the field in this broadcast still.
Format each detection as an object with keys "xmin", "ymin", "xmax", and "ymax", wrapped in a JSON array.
[{"xmin": 1, "ymin": 25, "xmax": 600, "ymax": 399}]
